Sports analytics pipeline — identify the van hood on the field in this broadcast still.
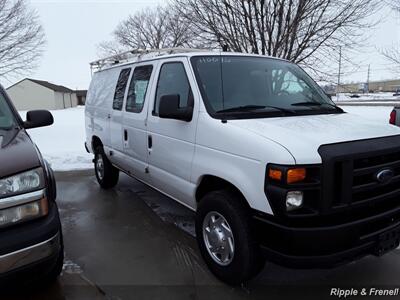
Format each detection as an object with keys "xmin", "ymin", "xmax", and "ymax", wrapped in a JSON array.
[
  {"xmin": 0, "ymin": 129, "xmax": 41, "ymax": 178},
  {"xmin": 229, "ymin": 112, "xmax": 400, "ymax": 164}
]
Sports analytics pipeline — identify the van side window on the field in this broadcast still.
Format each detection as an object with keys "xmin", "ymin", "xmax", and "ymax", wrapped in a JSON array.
[
  {"xmin": 126, "ymin": 65, "xmax": 153, "ymax": 113},
  {"xmin": 113, "ymin": 68, "xmax": 131, "ymax": 110},
  {"xmin": 154, "ymin": 62, "xmax": 192, "ymax": 115}
]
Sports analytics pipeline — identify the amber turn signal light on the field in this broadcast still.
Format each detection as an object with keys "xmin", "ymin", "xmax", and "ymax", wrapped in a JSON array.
[
  {"xmin": 268, "ymin": 169, "xmax": 283, "ymax": 181},
  {"xmin": 287, "ymin": 168, "xmax": 306, "ymax": 184}
]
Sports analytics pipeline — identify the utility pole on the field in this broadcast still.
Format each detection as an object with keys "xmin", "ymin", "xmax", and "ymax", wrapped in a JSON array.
[
  {"xmin": 366, "ymin": 64, "xmax": 370, "ymax": 94},
  {"xmin": 337, "ymin": 46, "xmax": 342, "ymax": 97}
]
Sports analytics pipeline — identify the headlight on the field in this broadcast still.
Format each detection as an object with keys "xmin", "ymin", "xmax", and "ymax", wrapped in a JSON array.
[
  {"xmin": 286, "ymin": 191, "xmax": 304, "ymax": 211},
  {"xmin": 0, "ymin": 168, "xmax": 44, "ymax": 198},
  {"xmin": 0, "ymin": 198, "xmax": 48, "ymax": 228}
]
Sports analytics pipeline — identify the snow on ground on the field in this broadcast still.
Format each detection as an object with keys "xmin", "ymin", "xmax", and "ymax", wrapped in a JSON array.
[
  {"xmin": 19, "ymin": 107, "xmax": 93, "ymax": 171},
  {"xmin": 336, "ymin": 92, "xmax": 400, "ymax": 102},
  {"xmin": 18, "ymin": 105, "xmax": 395, "ymax": 171}
]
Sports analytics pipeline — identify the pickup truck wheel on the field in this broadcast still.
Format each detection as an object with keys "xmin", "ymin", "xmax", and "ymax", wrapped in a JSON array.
[
  {"xmin": 196, "ymin": 190, "xmax": 265, "ymax": 285},
  {"xmin": 94, "ymin": 146, "xmax": 119, "ymax": 189}
]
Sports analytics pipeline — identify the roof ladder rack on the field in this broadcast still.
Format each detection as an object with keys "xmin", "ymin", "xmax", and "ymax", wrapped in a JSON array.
[{"xmin": 90, "ymin": 47, "xmax": 210, "ymax": 72}]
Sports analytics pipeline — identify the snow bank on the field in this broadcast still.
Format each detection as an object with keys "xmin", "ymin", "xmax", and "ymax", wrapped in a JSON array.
[
  {"xmin": 19, "ymin": 107, "xmax": 93, "ymax": 171},
  {"xmin": 336, "ymin": 92, "xmax": 400, "ymax": 102}
]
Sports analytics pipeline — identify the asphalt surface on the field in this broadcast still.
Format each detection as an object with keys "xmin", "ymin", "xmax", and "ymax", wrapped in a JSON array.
[{"xmin": 9, "ymin": 170, "xmax": 400, "ymax": 299}]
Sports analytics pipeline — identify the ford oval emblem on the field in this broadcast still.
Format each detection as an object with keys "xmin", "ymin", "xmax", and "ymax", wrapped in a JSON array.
[{"xmin": 376, "ymin": 169, "xmax": 394, "ymax": 183}]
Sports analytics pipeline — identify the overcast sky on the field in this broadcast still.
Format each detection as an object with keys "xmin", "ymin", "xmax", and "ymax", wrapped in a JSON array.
[{"xmin": 6, "ymin": 0, "xmax": 400, "ymax": 89}]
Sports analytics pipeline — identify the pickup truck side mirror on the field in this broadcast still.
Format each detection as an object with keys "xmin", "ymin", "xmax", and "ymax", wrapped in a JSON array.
[
  {"xmin": 159, "ymin": 94, "xmax": 193, "ymax": 122},
  {"xmin": 24, "ymin": 110, "xmax": 54, "ymax": 129}
]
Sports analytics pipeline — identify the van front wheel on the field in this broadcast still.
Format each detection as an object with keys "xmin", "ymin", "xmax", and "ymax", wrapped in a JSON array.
[
  {"xmin": 195, "ymin": 190, "xmax": 265, "ymax": 285},
  {"xmin": 94, "ymin": 146, "xmax": 119, "ymax": 189}
]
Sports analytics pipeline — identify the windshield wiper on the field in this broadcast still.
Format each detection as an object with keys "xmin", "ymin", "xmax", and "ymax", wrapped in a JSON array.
[
  {"xmin": 216, "ymin": 105, "xmax": 266, "ymax": 113},
  {"xmin": 291, "ymin": 101, "xmax": 343, "ymax": 112},
  {"xmin": 291, "ymin": 101, "xmax": 321, "ymax": 106},
  {"xmin": 216, "ymin": 105, "xmax": 295, "ymax": 115}
]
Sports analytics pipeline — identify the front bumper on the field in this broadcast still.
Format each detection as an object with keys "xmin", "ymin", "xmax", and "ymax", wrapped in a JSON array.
[
  {"xmin": 252, "ymin": 205, "xmax": 400, "ymax": 269},
  {"xmin": 0, "ymin": 199, "xmax": 62, "ymax": 280},
  {"xmin": 0, "ymin": 233, "xmax": 60, "ymax": 275}
]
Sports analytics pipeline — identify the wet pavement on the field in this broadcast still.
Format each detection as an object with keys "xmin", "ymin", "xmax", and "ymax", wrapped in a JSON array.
[{"xmin": 10, "ymin": 170, "xmax": 400, "ymax": 299}]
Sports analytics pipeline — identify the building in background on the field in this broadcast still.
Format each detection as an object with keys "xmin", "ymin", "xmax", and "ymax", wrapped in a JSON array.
[
  {"xmin": 75, "ymin": 90, "xmax": 87, "ymax": 105},
  {"xmin": 6, "ymin": 78, "xmax": 81, "ymax": 111},
  {"xmin": 340, "ymin": 79, "xmax": 400, "ymax": 93}
]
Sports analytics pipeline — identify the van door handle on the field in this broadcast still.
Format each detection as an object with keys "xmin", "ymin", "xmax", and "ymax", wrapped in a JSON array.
[
  {"xmin": 124, "ymin": 129, "xmax": 128, "ymax": 141},
  {"xmin": 148, "ymin": 135, "xmax": 152, "ymax": 149},
  {"xmin": 107, "ymin": 113, "xmax": 111, "ymax": 119}
]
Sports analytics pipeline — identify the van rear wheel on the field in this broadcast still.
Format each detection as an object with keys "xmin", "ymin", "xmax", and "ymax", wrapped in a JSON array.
[
  {"xmin": 195, "ymin": 190, "xmax": 265, "ymax": 285},
  {"xmin": 94, "ymin": 146, "xmax": 119, "ymax": 189}
]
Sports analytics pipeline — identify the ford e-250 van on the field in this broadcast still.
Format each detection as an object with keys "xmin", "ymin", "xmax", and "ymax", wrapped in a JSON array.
[
  {"xmin": 85, "ymin": 49, "xmax": 400, "ymax": 284},
  {"xmin": 0, "ymin": 85, "xmax": 63, "ymax": 288}
]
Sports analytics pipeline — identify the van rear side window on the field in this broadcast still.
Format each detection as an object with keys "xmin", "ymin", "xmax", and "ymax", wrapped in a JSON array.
[
  {"xmin": 126, "ymin": 65, "xmax": 153, "ymax": 113},
  {"xmin": 113, "ymin": 68, "xmax": 131, "ymax": 110}
]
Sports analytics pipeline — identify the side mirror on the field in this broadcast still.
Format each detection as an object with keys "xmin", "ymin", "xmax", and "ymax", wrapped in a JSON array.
[
  {"xmin": 24, "ymin": 110, "xmax": 54, "ymax": 129},
  {"xmin": 159, "ymin": 94, "xmax": 193, "ymax": 122}
]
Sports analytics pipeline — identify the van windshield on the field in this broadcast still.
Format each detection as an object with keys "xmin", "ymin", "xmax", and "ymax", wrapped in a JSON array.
[
  {"xmin": 191, "ymin": 56, "xmax": 341, "ymax": 118},
  {"xmin": 0, "ymin": 92, "xmax": 17, "ymax": 130}
]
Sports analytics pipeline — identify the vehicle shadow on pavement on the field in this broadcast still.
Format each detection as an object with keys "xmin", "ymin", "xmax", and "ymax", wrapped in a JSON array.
[{"xmin": 2, "ymin": 271, "xmax": 107, "ymax": 300}]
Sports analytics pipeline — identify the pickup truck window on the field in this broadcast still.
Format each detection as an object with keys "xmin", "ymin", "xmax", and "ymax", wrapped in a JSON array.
[
  {"xmin": 0, "ymin": 92, "xmax": 16, "ymax": 129},
  {"xmin": 113, "ymin": 68, "xmax": 131, "ymax": 110},
  {"xmin": 191, "ymin": 56, "xmax": 338, "ymax": 118},
  {"xmin": 153, "ymin": 62, "xmax": 192, "ymax": 116},
  {"xmin": 126, "ymin": 65, "xmax": 153, "ymax": 113}
]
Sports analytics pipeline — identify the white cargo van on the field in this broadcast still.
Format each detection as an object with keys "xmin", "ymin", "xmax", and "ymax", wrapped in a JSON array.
[{"xmin": 85, "ymin": 49, "xmax": 400, "ymax": 284}]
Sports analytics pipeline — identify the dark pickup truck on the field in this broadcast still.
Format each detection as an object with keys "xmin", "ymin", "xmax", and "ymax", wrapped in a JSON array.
[{"xmin": 0, "ymin": 85, "xmax": 63, "ymax": 288}]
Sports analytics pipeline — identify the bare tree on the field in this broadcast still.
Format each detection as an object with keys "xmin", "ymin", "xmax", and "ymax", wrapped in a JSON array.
[
  {"xmin": 99, "ymin": 5, "xmax": 201, "ymax": 56},
  {"xmin": 386, "ymin": 0, "xmax": 400, "ymax": 12},
  {"xmin": 174, "ymin": 0, "xmax": 380, "ymax": 81},
  {"xmin": 382, "ymin": 47, "xmax": 400, "ymax": 66},
  {"xmin": 380, "ymin": 1, "xmax": 400, "ymax": 72},
  {"xmin": 0, "ymin": 0, "xmax": 45, "ymax": 82},
  {"xmin": 97, "ymin": 40, "xmax": 129, "ymax": 59}
]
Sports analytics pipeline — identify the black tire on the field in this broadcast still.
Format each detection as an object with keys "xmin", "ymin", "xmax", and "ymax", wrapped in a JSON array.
[
  {"xmin": 94, "ymin": 146, "xmax": 119, "ymax": 189},
  {"xmin": 195, "ymin": 190, "xmax": 265, "ymax": 285}
]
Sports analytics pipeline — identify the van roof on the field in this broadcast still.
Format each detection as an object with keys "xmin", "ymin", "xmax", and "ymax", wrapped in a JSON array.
[{"xmin": 90, "ymin": 48, "xmax": 288, "ymax": 73}]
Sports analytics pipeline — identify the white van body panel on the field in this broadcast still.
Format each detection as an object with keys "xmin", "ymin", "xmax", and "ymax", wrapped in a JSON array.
[
  {"xmin": 229, "ymin": 113, "xmax": 400, "ymax": 165},
  {"xmin": 192, "ymin": 112, "xmax": 296, "ymax": 213},
  {"xmin": 85, "ymin": 67, "xmax": 120, "ymax": 152}
]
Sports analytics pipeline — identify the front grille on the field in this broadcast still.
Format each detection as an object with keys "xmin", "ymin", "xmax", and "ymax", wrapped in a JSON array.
[
  {"xmin": 332, "ymin": 151, "xmax": 400, "ymax": 208},
  {"xmin": 318, "ymin": 135, "xmax": 400, "ymax": 218},
  {"xmin": 352, "ymin": 152, "xmax": 400, "ymax": 203}
]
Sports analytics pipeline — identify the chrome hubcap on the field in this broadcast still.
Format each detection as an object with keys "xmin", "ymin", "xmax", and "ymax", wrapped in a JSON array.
[
  {"xmin": 203, "ymin": 211, "xmax": 234, "ymax": 266},
  {"xmin": 96, "ymin": 155, "xmax": 104, "ymax": 180}
]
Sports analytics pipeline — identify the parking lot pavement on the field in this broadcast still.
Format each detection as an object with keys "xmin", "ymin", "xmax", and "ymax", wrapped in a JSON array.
[{"xmin": 18, "ymin": 170, "xmax": 400, "ymax": 300}]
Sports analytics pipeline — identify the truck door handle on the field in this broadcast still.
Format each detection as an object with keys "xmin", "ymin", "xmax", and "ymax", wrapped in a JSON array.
[
  {"xmin": 148, "ymin": 135, "xmax": 152, "ymax": 149},
  {"xmin": 124, "ymin": 129, "xmax": 128, "ymax": 141},
  {"xmin": 107, "ymin": 113, "xmax": 111, "ymax": 119}
]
